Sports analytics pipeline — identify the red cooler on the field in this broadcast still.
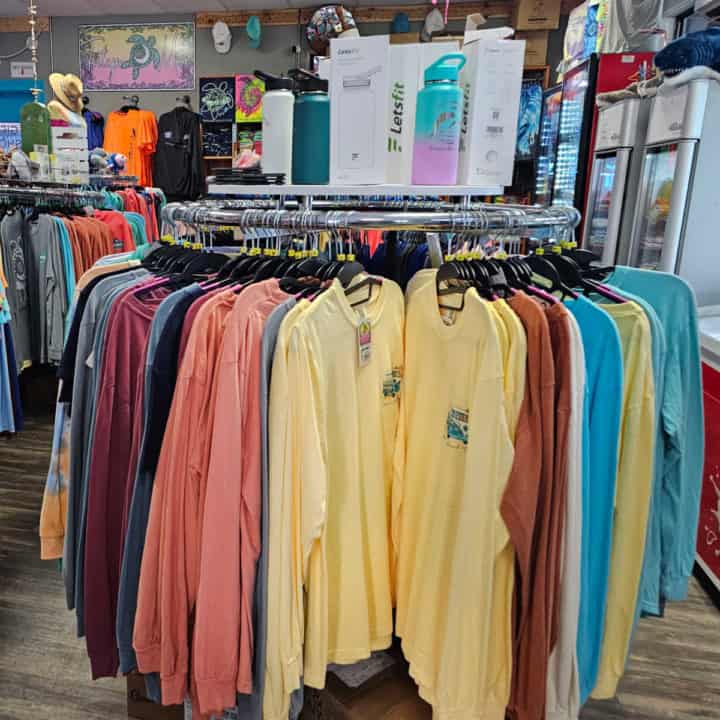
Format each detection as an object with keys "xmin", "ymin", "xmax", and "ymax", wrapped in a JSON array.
[{"xmin": 696, "ymin": 307, "xmax": 720, "ymax": 594}]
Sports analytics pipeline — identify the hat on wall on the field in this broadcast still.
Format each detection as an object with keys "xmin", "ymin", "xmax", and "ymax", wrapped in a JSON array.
[
  {"xmin": 49, "ymin": 73, "xmax": 84, "ymax": 113},
  {"xmin": 391, "ymin": 12, "xmax": 410, "ymax": 34},
  {"xmin": 212, "ymin": 20, "xmax": 232, "ymax": 54},
  {"xmin": 247, "ymin": 16, "xmax": 262, "ymax": 49},
  {"xmin": 306, "ymin": 5, "xmax": 359, "ymax": 54},
  {"xmin": 420, "ymin": 8, "xmax": 445, "ymax": 42}
]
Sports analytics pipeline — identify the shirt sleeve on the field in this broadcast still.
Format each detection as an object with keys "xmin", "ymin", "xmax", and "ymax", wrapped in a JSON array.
[
  {"xmin": 291, "ymin": 324, "xmax": 329, "ymax": 688},
  {"xmin": 193, "ymin": 327, "xmax": 245, "ymax": 715},
  {"xmin": 263, "ymin": 318, "xmax": 305, "ymax": 720}
]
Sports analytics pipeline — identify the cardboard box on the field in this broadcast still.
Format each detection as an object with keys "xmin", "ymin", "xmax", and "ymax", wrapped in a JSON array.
[
  {"xmin": 458, "ymin": 33, "xmax": 525, "ymax": 187},
  {"xmin": 330, "ymin": 35, "xmax": 390, "ymax": 185},
  {"xmin": 432, "ymin": 35, "xmax": 464, "ymax": 46},
  {"xmin": 513, "ymin": 0, "xmax": 561, "ymax": 30},
  {"xmin": 390, "ymin": 32, "xmax": 420, "ymax": 44},
  {"xmin": 386, "ymin": 41, "xmax": 461, "ymax": 184},
  {"xmin": 300, "ymin": 651, "xmax": 431, "ymax": 720},
  {"xmin": 516, "ymin": 30, "xmax": 549, "ymax": 66}
]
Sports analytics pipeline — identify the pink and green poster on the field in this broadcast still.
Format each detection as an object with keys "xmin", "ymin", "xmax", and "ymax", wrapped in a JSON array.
[
  {"xmin": 235, "ymin": 75, "xmax": 264, "ymax": 123},
  {"xmin": 79, "ymin": 22, "xmax": 195, "ymax": 91}
]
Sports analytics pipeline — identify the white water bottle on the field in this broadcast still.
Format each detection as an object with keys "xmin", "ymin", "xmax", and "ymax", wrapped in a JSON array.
[{"xmin": 255, "ymin": 70, "xmax": 295, "ymax": 179}]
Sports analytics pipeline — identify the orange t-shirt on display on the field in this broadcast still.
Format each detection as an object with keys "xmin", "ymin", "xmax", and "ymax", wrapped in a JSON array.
[{"xmin": 104, "ymin": 109, "xmax": 157, "ymax": 186}]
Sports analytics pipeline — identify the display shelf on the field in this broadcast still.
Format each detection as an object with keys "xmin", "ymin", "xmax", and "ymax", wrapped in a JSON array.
[{"xmin": 207, "ymin": 183, "xmax": 504, "ymax": 197}]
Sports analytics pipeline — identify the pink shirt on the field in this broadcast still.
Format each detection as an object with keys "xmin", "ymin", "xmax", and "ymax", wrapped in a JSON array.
[
  {"xmin": 193, "ymin": 280, "xmax": 289, "ymax": 715},
  {"xmin": 133, "ymin": 289, "xmax": 237, "ymax": 704}
]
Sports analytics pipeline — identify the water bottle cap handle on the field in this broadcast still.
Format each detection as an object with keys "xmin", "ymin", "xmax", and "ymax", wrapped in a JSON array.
[{"xmin": 424, "ymin": 53, "xmax": 467, "ymax": 83}]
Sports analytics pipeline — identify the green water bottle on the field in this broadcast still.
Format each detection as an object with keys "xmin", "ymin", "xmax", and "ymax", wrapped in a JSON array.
[{"xmin": 288, "ymin": 69, "xmax": 329, "ymax": 185}]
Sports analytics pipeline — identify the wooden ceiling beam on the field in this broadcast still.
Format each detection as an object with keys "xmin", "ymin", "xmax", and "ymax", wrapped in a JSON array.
[
  {"xmin": 0, "ymin": 16, "xmax": 50, "ymax": 33},
  {"xmin": 197, "ymin": 1, "xmax": 515, "ymax": 28}
]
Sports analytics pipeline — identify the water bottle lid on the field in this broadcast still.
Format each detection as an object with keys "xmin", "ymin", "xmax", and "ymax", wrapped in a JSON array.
[
  {"xmin": 255, "ymin": 70, "xmax": 294, "ymax": 91},
  {"xmin": 424, "ymin": 53, "xmax": 467, "ymax": 84},
  {"xmin": 288, "ymin": 68, "xmax": 328, "ymax": 92}
]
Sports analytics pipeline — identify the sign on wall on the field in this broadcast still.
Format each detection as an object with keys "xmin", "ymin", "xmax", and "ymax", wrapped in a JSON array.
[
  {"xmin": 10, "ymin": 62, "xmax": 35, "ymax": 79},
  {"xmin": 199, "ymin": 77, "xmax": 235, "ymax": 123},
  {"xmin": 78, "ymin": 22, "xmax": 195, "ymax": 91},
  {"xmin": 235, "ymin": 75, "xmax": 264, "ymax": 123}
]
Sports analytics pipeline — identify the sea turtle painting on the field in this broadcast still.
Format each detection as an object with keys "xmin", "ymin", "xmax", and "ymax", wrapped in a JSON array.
[{"xmin": 121, "ymin": 34, "xmax": 161, "ymax": 80}]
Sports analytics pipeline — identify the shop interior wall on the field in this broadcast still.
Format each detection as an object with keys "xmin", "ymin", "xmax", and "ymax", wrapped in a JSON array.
[{"xmin": 0, "ymin": 13, "xmax": 566, "ymax": 120}]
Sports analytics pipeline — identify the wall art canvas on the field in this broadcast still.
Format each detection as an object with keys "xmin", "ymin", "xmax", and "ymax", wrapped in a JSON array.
[
  {"xmin": 199, "ymin": 77, "xmax": 235, "ymax": 122},
  {"xmin": 79, "ymin": 22, "xmax": 195, "ymax": 91},
  {"xmin": 235, "ymin": 75, "xmax": 264, "ymax": 123}
]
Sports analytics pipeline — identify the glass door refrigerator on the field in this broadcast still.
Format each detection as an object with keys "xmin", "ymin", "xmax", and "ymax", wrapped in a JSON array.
[
  {"xmin": 534, "ymin": 85, "xmax": 563, "ymax": 206},
  {"xmin": 551, "ymin": 56, "xmax": 598, "ymax": 209},
  {"xmin": 582, "ymin": 97, "xmax": 651, "ymax": 263},
  {"xmin": 624, "ymin": 78, "xmax": 720, "ymax": 307}
]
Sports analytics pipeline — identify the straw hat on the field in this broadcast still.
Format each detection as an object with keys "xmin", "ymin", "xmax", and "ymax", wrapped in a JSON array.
[{"xmin": 49, "ymin": 73, "xmax": 84, "ymax": 113}]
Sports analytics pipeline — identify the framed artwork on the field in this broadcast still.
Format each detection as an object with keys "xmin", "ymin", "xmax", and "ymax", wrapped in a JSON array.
[
  {"xmin": 199, "ymin": 77, "xmax": 235, "ymax": 122},
  {"xmin": 79, "ymin": 22, "xmax": 195, "ymax": 91},
  {"xmin": 235, "ymin": 75, "xmax": 264, "ymax": 124}
]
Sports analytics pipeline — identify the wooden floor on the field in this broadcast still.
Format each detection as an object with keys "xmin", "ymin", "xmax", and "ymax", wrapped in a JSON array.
[{"xmin": 0, "ymin": 398, "xmax": 719, "ymax": 720}]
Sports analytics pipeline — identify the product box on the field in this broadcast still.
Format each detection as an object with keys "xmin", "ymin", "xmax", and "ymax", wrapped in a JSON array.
[
  {"xmin": 516, "ymin": 30, "xmax": 549, "ymax": 66},
  {"xmin": 330, "ymin": 35, "xmax": 390, "ymax": 185},
  {"xmin": 458, "ymin": 31, "xmax": 525, "ymax": 187},
  {"xmin": 386, "ymin": 41, "xmax": 461, "ymax": 184},
  {"xmin": 390, "ymin": 32, "xmax": 420, "ymax": 44},
  {"xmin": 512, "ymin": 0, "xmax": 561, "ymax": 30}
]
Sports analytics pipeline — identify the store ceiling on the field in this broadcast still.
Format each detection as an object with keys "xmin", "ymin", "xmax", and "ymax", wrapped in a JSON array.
[{"xmin": 0, "ymin": 0, "xmax": 429, "ymax": 16}]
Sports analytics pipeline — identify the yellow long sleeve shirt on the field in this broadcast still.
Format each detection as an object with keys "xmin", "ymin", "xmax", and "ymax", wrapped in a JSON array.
[
  {"xmin": 394, "ymin": 275, "xmax": 517, "ymax": 720},
  {"xmin": 591, "ymin": 300, "xmax": 655, "ymax": 699}
]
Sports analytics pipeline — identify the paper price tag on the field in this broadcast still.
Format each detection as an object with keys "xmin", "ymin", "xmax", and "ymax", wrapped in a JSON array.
[{"xmin": 357, "ymin": 318, "xmax": 372, "ymax": 368}]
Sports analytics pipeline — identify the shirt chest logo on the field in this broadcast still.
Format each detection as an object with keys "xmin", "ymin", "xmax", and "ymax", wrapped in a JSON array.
[
  {"xmin": 446, "ymin": 407, "xmax": 469, "ymax": 448},
  {"xmin": 383, "ymin": 367, "xmax": 402, "ymax": 402}
]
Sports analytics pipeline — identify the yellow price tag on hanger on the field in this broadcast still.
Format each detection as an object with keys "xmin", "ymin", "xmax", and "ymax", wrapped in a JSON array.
[
  {"xmin": 182, "ymin": 241, "xmax": 192, "ymax": 249},
  {"xmin": 161, "ymin": 234, "xmax": 174, "ymax": 245},
  {"xmin": 347, "ymin": 253, "xmax": 356, "ymax": 262},
  {"xmin": 310, "ymin": 249, "xmax": 319, "ymax": 257},
  {"xmin": 337, "ymin": 253, "xmax": 347, "ymax": 261},
  {"xmin": 494, "ymin": 250, "xmax": 508, "ymax": 260},
  {"xmin": 551, "ymin": 244, "xmax": 562, "ymax": 254},
  {"xmin": 444, "ymin": 253, "xmax": 456, "ymax": 262},
  {"xmin": 289, "ymin": 249, "xmax": 297, "ymax": 258},
  {"xmin": 192, "ymin": 242, "xmax": 202, "ymax": 250},
  {"xmin": 250, "ymin": 247, "xmax": 261, "ymax": 256},
  {"xmin": 536, "ymin": 247, "xmax": 545, "ymax": 255}
]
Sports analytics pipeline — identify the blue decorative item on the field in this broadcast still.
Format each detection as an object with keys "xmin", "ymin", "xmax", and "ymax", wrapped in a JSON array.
[
  {"xmin": 655, "ymin": 27, "xmax": 720, "ymax": 75},
  {"xmin": 516, "ymin": 80, "xmax": 543, "ymax": 159}
]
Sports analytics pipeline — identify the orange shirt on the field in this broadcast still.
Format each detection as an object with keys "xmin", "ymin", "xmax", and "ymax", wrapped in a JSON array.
[
  {"xmin": 104, "ymin": 110, "xmax": 157, "ymax": 185},
  {"xmin": 193, "ymin": 280, "xmax": 289, "ymax": 715},
  {"xmin": 133, "ymin": 289, "xmax": 237, "ymax": 705}
]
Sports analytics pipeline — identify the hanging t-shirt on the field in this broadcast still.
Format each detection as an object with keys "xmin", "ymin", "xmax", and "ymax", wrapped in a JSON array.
[
  {"xmin": 104, "ymin": 109, "xmax": 157, "ymax": 186},
  {"xmin": 502, "ymin": 291, "xmax": 556, "ymax": 720},
  {"xmin": 394, "ymin": 274, "xmax": 514, "ymax": 720},
  {"xmin": 194, "ymin": 280, "xmax": 289, "ymax": 715},
  {"xmin": 608, "ymin": 267, "xmax": 704, "ymax": 607},
  {"xmin": 563, "ymin": 295, "xmax": 623, "ymax": 702},
  {"xmin": 592, "ymin": 300, "xmax": 655, "ymax": 700},
  {"xmin": 154, "ymin": 107, "xmax": 205, "ymax": 201},
  {"xmin": 291, "ymin": 279, "xmax": 404, "ymax": 689}
]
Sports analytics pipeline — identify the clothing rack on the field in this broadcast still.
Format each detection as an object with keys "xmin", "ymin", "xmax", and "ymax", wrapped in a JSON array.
[
  {"xmin": 162, "ymin": 200, "xmax": 580, "ymax": 236},
  {"xmin": 0, "ymin": 184, "xmax": 105, "ymax": 206}
]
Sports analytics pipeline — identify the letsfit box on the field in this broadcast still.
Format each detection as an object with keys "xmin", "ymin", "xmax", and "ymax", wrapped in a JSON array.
[
  {"xmin": 330, "ymin": 35, "xmax": 390, "ymax": 185},
  {"xmin": 458, "ymin": 32, "xmax": 525, "ymax": 187},
  {"xmin": 386, "ymin": 41, "xmax": 460, "ymax": 184}
]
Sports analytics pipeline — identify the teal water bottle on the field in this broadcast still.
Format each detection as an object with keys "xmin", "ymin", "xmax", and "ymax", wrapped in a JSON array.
[
  {"xmin": 289, "ymin": 69, "xmax": 329, "ymax": 185},
  {"xmin": 412, "ymin": 53, "xmax": 466, "ymax": 185}
]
